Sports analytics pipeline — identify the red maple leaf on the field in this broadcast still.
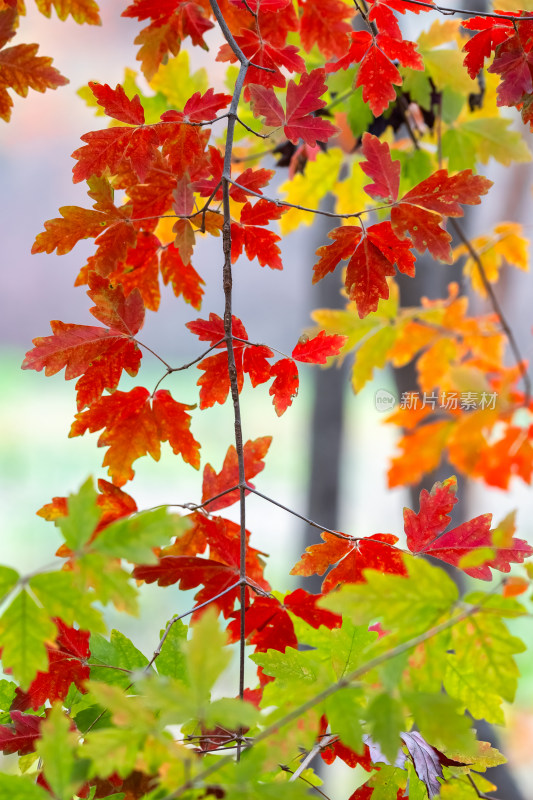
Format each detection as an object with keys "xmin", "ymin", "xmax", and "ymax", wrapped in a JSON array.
[
  {"xmin": 22, "ymin": 276, "xmax": 144, "ymax": 410},
  {"xmin": 122, "ymin": 0, "xmax": 215, "ymax": 80},
  {"xmin": 269, "ymin": 357, "xmax": 299, "ymax": 416},
  {"xmin": 313, "ymin": 221, "xmax": 413, "ymax": 318},
  {"xmin": 292, "ymin": 331, "xmax": 347, "ymax": 364},
  {"xmin": 216, "ymin": 27, "xmax": 305, "ymax": 94},
  {"xmin": 326, "ymin": 30, "xmax": 423, "ymax": 116},
  {"xmin": 462, "ymin": 15, "xmax": 514, "ymax": 79},
  {"xmin": 13, "ymin": 620, "xmax": 90, "ymax": 711},
  {"xmin": 160, "ymin": 244, "xmax": 205, "ymax": 310},
  {"xmin": 488, "ymin": 31, "xmax": 533, "ymax": 107},
  {"xmin": 69, "ymin": 387, "xmax": 200, "ymax": 485},
  {"xmin": 181, "ymin": 87, "xmax": 232, "ymax": 121},
  {"xmin": 231, "ymin": 199, "xmax": 285, "ymax": 270},
  {"xmin": 405, "ymin": 477, "xmax": 533, "ymax": 578},
  {"xmin": 72, "ymin": 83, "xmax": 159, "ymax": 182},
  {"xmin": 283, "ymin": 587, "xmax": 342, "ymax": 629},
  {"xmin": 109, "ymin": 230, "xmax": 162, "ymax": 311},
  {"xmin": 248, "ymin": 69, "xmax": 337, "ymax": 147},
  {"xmin": 291, "ymin": 532, "xmax": 406, "ymax": 593},
  {"xmin": 391, "ymin": 169, "xmax": 493, "ymax": 262},
  {"xmin": 134, "ymin": 528, "xmax": 268, "ymax": 619},
  {"xmin": 202, "ymin": 436, "xmax": 272, "ymax": 510},
  {"xmin": 0, "ymin": 711, "xmax": 43, "ymax": 755},
  {"xmin": 0, "ymin": 30, "xmax": 68, "ymax": 123},
  {"xmin": 89, "ymin": 81, "xmax": 145, "ymax": 125},
  {"xmin": 299, "ymin": 0, "xmax": 355, "ymax": 59},
  {"xmin": 360, "ymin": 131, "xmax": 400, "ymax": 202},
  {"xmin": 193, "ymin": 145, "xmax": 274, "ymax": 203},
  {"xmin": 226, "ymin": 596, "xmax": 298, "ymax": 652},
  {"xmin": 188, "ymin": 314, "xmax": 279, "ymax": 407}
]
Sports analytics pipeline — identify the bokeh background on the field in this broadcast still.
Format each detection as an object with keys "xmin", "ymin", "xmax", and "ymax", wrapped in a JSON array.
[{"xmin": 1, "ymin": 2, "xmax": 532, "ymax": 796}]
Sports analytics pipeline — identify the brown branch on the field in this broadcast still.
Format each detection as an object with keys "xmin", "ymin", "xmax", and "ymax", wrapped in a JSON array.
[
  {"xmin": 208, "ymin": 0, "xmax": 253, "ymax": 762},
  {"xmin": 151, "ymin": 338, "xmax": 226, "ymax": 394},
  {"xmin": 165, "ymin": 599, "xmax": 486, "ymax": 798},
  {"xmin": 144, "ymin": 580, "xmax": 243, "ymax": 670}
]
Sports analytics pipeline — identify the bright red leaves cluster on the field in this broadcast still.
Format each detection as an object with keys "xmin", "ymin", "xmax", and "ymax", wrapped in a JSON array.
[
  {"xmin": 187, "ymin": 312, "xmax": 346, "ymax": 415},
  {"xmin": 404, "ymin": 476, "xmax": 533, "ymax": 579},
  {"xmin": 313, "ymin": 133, "xmax": 492, "ymax": 317},
  {"xmin": 292, "ymin": 476, "xmax": 533, "ymax": 590},
  {"xmin": 249, "ymin": 69, "xmax": 337, "ymax": 147},
  {"xmin": 70, "ymin": 387, "xmax": 200, "ymax": 486}
]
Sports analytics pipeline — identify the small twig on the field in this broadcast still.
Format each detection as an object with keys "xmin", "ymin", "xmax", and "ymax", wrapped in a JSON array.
[
  {"xmin": 151, "ymin": 338, "xmax": 226, "ymax": 394},
  {"xmin": 134, "ymin": 339, "xmax": 173, "ymax": 371},
  {"xmin": 236, "ymin": 115, "xmax": 271, "ymax": 139},
  {"xmin": 467, "ymin": 773, "xmax": 503, "ymax": 800},
  {"xmin": 232, "ymin": 146, "xmax": 279, "ymax": 163},
  {"xmin": 145, "ymin": 580, "xmax": 243, "ymax": 670},
  {"xmin": 289, "ymin": 735, "xmax": 337, "ymax": 782},
  {"xmin": 282, "ymin": 766, "xmax": 334, "ymax": 800},
  {"xmin": 245, "ymin": 485, "xmax": 351, "ymax": 540},
  {"xmin": 232, "ymin": 335, "xmax": 291, "ymax": 360}
]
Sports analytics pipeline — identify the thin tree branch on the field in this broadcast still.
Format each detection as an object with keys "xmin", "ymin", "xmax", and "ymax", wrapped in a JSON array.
[
  {"xmin": 151, "ymin": 339, "xmax": 226, "ymax": 394},
  {"xmin": 209, "ymin": 0, "xmax": 253, "ymax": 763},
  {"xmin": 245, "ymin": 485, "xmax": 351, "ymax": 540},
  {"xmin": 165, "ymin": 599, "xmax": 486, "ymax": 798},
  {"xmin": 145, "ymin": 580, "xmax": 243, "ymax": 670}
]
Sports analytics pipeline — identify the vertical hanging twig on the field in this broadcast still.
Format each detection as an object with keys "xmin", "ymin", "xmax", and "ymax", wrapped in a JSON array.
[{"xmin": 208, "ymin": 0, "xmax": 250, "ymax": 760}]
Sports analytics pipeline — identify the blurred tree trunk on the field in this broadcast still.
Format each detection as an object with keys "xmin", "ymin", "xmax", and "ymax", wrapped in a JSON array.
[{"xmin": 302, "ymin": 206, "xmax": 526, "ymax": 797}]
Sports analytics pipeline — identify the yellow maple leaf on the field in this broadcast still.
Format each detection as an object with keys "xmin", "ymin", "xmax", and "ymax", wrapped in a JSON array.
[
  {"xmin": 454, "ymin": 222, "xmax": 529, "ymax": 297},
  {"xmin": 278, "ymin": 148, "xmax": 344, "ymax": 235}
]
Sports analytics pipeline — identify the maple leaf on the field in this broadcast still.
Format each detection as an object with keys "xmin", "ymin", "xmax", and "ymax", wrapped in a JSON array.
[
  {"xmin": 122, "ymin": 0, "xmax": 215, "ymax": 80},
  {"xmin": 390, "ymin": 168, "xmax": 492, "ymax": 263},
  {"xmin": 216, "ymin": 28, "xmax": 305, "ymax": 94},
  {"xmin": 22, "ymin": 276, "xmax": 144, "ymax": 410},
  {"xmin": 35, "ymin": 0, "xmax": 101, "ymax": 24},
  {"xmin": 71, "ymin": 83, "xmax": 160, "ymax": 183},
  {"xmin": 134, "ymin": 529, "xmax": 268, "ymax": 619},
  {"xmin": 360, "ymin": 131, "xmax": 400, "ymax": 202},
  {"xmin": 292, "ymin": 330, "xmax": 347, "ymax": 364},
  {"xmin": 0, "ymin": 711, "xmax": 43, "ymax": 755},
  {"xmin": 269, "ymin": 357, "xmax": 299, "ymax": 416},
  {"xmin": 0, "ymin": 34, "xmax": 68, "ymax": 122},
  {"xmin": 248, "ymin": 69, "xmax": 337, "ymax": 147},
  {"xmin": 488, "ymin": 34, "xmax": 533, "ymax": 107},
  {"xmin": 291, "ymin": 532, "xmax": 406, "ymax": 593},
  {"xmin": 202, "ymin": 436, "xmax": 272, "ymax": 511},
  {"xmin": 388, "ymin": 420, "xmax": 453, "ymax": 488},
  {"xmin": 181, "ymin": 87, "xmax": 232, "ymax": 121},
  {"xmin": 231, "ymin": 199, "xmax": 285, "ymax": 270},
  {"xmin": 299, "ymin": 0, "xmax": 354, "ymax": 59},
  {"xmin": 69, "ymin": 387, "xmax": 200, "ymax": 485},
  {"xmin": 31, "ymin": 205, "xmax": 133, "ymax": 257},
  {"xmin": 326, "ymin": 30, "xmax": 423, "ymax": 116},
  {"xmin": 461, "ymin": 15, "xmax": 514, "ymax": 79},
  {"xmin": 283, "ymin": 587, "xmax": 341, "ymax": 629},
  {"xmin": 404, "ymin": 477, "xmax": 533, "ymax": 578},
  {"xmin": 160, "ymin": 243, "xmax": 205, "ymax": 309},
  {"xmin": 226, "ymin": 596, "xmax": 298, "ymax": 652},
  {"xmin": 13, "ymin": 620, "xmax": 90, "ymax": 711},
  {"xmin": 187, "ymin": 314, "xmax": 278, "ymax": 407},
  {"xmin": 109, "ymin": 231, "xmax": 161, "ymax": 311},
  {"xmin": 313, "ymin": 221, "xmax": 414, "ymax": 318}
]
